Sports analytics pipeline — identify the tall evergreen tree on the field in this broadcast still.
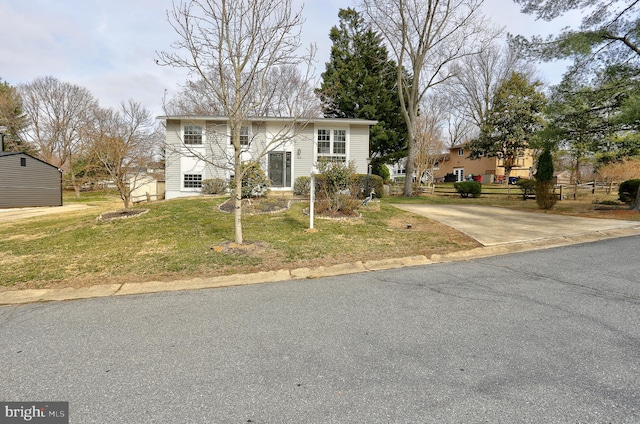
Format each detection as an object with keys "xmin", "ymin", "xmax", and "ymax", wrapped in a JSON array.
[
  {"xmin": 510, "ymin": 0, "xmax": 640, "ymax": 75},
  {"xmin": 0, "ymin": 79, "xmax": 29, "ymax": 152},
  {"xmin": 317, "ymin": 8, "xmax": 408, "ymax": 166}
]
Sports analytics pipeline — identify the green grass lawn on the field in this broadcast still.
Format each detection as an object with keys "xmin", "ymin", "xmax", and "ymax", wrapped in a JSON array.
[
  {"xmin": 2, "ymin": 187, "xmax": 636, "ymax": 291},
  {"xmin": 0, "ymin": 191, "xmax": 478, "ymax": 290}
]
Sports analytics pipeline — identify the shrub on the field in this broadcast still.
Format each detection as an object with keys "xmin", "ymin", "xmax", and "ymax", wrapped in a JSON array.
[
  {"xmin": 535, "ymin": 148, "xmax": 556, "ymax": 209},
  {"xmin": 372, "ymin": 161, "xmax": 390, "ymax": 183},
  {"xmin": 293, "ymin": 176, "xmax": 311, "ymax": 196},
  {"xmin": 516, "ymin": 178, "xmax": 536, "ymax": 200},
  {"xmin": 314, "ymin": 159, "xmax": 361, "ymax": 212},
  {"xmin": 619, "ymin": 179, "xmax": 640, "ymax": 203},
  {"xmin": 352, "ymin": 174, "xmax": 384, "ymax": 199},
  {"xmin": 201, "ymin": 178, "xmax": 227, "ymax": 195},
  {"xmin": 453, "ymin": 181, "xmax": 482, "ymax": 198},
  {"xmin": 231, "ymin": 161, "xmax": 270, "ymax": 198},
  {"xmin": 536, "ymin": 181, "xmax": 557, "ymax": 209}
]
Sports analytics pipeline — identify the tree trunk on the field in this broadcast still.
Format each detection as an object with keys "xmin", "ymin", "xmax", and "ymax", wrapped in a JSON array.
[
  {"xmin": 403, "ymin": 138, "xmax": 416, "ymax": 197},
  {"xmin": 633, "ymin": 184, "xmax": 640, "ymax": 212},
  {"xmin": 70, "ymin": 171, "xmax": 81, "ymax": 198}
]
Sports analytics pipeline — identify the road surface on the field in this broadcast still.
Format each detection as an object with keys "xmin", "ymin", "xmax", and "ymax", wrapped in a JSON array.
[{"xmin": 1, "ymin": 236, "xmax": 639, "ymax": 423}]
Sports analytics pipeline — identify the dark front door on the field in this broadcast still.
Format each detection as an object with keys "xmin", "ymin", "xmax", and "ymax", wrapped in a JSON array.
[{"xmin": 268, "ymin": 152, "xmax": 291, "ymax": 187}]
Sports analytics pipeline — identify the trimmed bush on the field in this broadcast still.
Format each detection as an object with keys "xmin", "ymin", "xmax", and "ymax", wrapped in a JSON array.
[
  {"xmin": 231, "ymin": 161, "xmax": 270, "ymax": 198},
  {"xmin": 535, "ymin": 148, "xmax": 556, "ymax": 210},
  {"xmin": 619, "ymin": 179, "xmax": 640, "ymax": 204},
  {"xmin": 293, "ymin": 176, "xmax": 311, "ymax": 196},
  {"xmin": 516, "ymin": 178, "xmax": 536, "ymax": 200},
  {"xmin": 352, "ymin": 174, "xmax": 384, "ymax": 199},
  {"xmin": 453, "ymin": 181, "xmax": 482, "ymax": 198},
  {"xmin": 201, "ymin": 178, "xmax": 227, "ymax": 195},
  {"xmin": 536, "ymin": 180, "xmax": 557, "ymax": 209}
]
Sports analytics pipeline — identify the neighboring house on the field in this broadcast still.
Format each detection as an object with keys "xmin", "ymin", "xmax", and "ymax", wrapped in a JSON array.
[
  {"xmin": 160, "ymin": 116, "xmax": 377, "ymax": 199},
  {"xmin": 129, "ymin": 173, "xmax": 165, "ymax": 204},
  {"xmin": 434, "ymin": 145, "xmax": 534, "ymax": 183},
  {"xmin": 386, "ymin": 156, "xmax": 445, "ymax": 183},
  {"xmin": 0, "ymin": 152, "xmax": 63, "ymax": 208}
]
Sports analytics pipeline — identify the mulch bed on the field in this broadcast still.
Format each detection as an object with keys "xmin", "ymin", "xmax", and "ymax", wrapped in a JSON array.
[
  {"xmin": 99, "ymin": 208, "xmax": 149, "ymax": 222},
  {"xmin": 218, "ymin": 198, "xmax": 291, "ymax": 214}
]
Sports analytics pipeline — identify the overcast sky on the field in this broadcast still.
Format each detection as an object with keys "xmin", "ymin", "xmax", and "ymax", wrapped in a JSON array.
[{"xmin": 0, "ymin": 0, "xmax": 580, "ymax": 117}]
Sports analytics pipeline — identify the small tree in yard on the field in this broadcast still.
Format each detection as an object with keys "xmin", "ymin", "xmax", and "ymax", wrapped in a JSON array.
[
  {"xmin": 535, "ymin": 148, "xmax": 557, "ymax": 209},
  {"xmin": 91, "ymin": 101, "xmax": 160, "ymax": 209}
]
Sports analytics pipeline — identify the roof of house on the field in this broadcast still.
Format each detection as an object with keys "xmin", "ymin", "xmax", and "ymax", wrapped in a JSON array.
[{"xmin": 157, "ymin": 115, "xmax": 378, "ymax": 126}]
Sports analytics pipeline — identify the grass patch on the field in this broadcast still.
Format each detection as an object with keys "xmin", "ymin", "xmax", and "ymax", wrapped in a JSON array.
[
  {"xmin": 3, "ymin": 188, "xmax": 636, "ymax": 291},
  {"xmin": 0, "ymin": 194, "xmax": 478, "ymax": 291}
]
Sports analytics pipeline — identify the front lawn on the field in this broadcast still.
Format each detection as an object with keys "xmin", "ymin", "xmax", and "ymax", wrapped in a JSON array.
[{"xmin": 0, "ymin": 192, "xmax": 478, "ymax": 290}]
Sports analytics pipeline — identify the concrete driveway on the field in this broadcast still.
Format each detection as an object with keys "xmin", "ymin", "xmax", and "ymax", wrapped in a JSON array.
[
  {"xmin": 0, "ymin": 204, "xmax": 91, "ymax": 222},
  {"xmin": 392, "ymin": 204, "xmax": 640, "ymax": 246}
]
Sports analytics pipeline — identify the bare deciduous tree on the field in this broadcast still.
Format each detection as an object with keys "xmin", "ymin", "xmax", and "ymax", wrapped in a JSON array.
[
  {"xmin": 447, "ymin": 43, "xmax": 536, "ymax": 129},
  {"xmin": 414, "ymin": 98, "xmax": 447, "ymax": 189},
  {"xmin": 359, "ymin": 0, "xmax": 495, "ymax": 196},
  {"xmin": 91, "ymin": 101, "xmax": 160, "ymax": 209},
  {"xmin": 157, "ymin": 0, "xmax": 317, "ymax": 244},
  {"xmin": 18, "ymin": 76, "xmax": 98, "ymax": 196}
]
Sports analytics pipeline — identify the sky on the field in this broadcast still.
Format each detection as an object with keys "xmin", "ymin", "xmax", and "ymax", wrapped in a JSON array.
[{"xmin": 0, "ymin": 0, "xmax": 581, "ymax": 118}]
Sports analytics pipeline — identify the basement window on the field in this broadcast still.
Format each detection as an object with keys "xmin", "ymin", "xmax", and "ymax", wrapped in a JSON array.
[
  {"xmin": 20, "ymin": 158, "xmax": 26, "ymax": 166},
  {"xmin": 183, "ymin": 174, "xmax": 202, "ymax": 188}
]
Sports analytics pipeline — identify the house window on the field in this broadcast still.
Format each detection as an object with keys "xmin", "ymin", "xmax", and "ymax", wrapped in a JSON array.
[
  {"xmin": 317, "ymin": 128, "xmax": 347, "ymax": 162},
  {"xmin": 20, "ymin": 157, "xmax": 26, "ymax": 167},
  {"xmin": 458, "ymin": 149, "xmax": 464, "ymax": 156},
  {"xmin": 317, "ymin": 129, "xmax": 331, "ymax": 153},
  {"xmin": 229, "ymin": 125, "xmax": 250, "ymax": 146},
  {"xmin": 333, "ymin": 130, "xmax": 346, "ymax": 154},
  {"xmin": 184, "ymin": 125, "xmax": 203, "ymax": 145},
  {"xmin": 184, "ymin": 174, "xmax": 202, "ymax": 188}
]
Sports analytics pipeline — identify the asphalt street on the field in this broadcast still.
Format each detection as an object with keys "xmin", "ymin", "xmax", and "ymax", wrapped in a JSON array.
[{"xmin": 1, "ymin": 236, "xmax": 639, "ymax": 423}]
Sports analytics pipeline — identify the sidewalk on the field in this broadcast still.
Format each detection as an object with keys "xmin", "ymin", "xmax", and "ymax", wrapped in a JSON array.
[{"xmin": 2, "ymin": 205, "xmax": 639, "ymax": 305}]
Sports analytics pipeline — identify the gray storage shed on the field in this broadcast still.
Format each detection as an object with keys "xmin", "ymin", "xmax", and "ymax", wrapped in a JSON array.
[{"xmin": 0, "ymin": 152, "xmax": 63, "ymax": 208}]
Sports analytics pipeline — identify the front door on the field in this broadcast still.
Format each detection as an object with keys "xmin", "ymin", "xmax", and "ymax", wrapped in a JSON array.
[
  {"xmin": 268, "ymin": 152, "xmax": 291, "ymax": 187},
  {"xmin": 454, "ymin": 168, "xmax": 465, "ymax": 182}
]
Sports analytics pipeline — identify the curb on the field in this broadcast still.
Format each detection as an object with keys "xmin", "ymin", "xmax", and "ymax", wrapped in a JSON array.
[{"xmin": 1, "ymin": 227, "xmax": 639, "ymax": 306}]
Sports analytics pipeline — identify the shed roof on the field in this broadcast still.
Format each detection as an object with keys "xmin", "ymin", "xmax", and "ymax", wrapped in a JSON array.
[{"xmin": 0, "ymin": 151, "xmax": 61, "ymax": 170}]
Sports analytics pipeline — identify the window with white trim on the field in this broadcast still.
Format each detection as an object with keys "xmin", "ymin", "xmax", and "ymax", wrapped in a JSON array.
[
  {"xmin": 458, "ymin": 149, "xmax": 464, "ymax": 156},
  {"xmin": 184, "ymin": 174, "xmax": 202, "ymax": 188},
  {"xmin": 184, "ymin": 125, "xmax": 203, "ymax": 145},
  {"xmin": 317, "ymin": 128, "xmax": 347, "ymax": 162},
  {"xmin": 229, "ymin": 125, "xmax": 250, "ymax": 146}
]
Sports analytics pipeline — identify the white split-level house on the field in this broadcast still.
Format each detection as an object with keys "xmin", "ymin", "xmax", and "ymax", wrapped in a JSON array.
[{"xmin": 160, "ymin": 116, "xmax": 378, "ymax": 199}]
